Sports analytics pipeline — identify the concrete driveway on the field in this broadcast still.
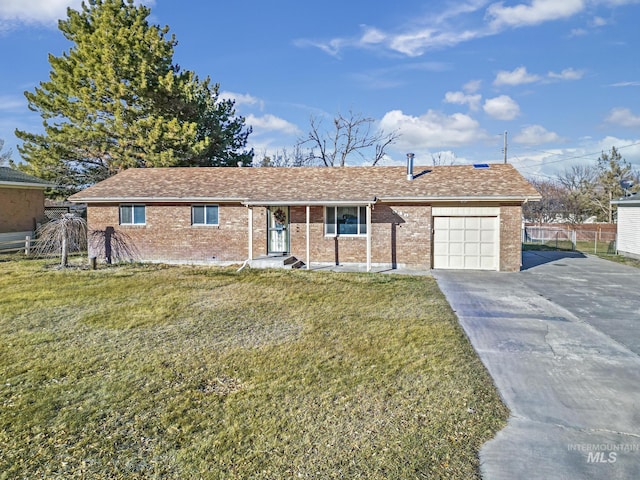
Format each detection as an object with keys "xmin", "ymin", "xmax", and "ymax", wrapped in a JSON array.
[{"xmin": 433, "ymin": 251, "xmax": 640, "ymax": 480}]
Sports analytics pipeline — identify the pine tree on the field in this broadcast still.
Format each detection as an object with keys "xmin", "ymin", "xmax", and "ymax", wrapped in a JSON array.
[
  {"xmin": 595, "ymin": 146, "xmax": 634, "ymax": 222},
  {"xmin": 16, "ymin": 0, "xmax": 252, "ymax": 196}
]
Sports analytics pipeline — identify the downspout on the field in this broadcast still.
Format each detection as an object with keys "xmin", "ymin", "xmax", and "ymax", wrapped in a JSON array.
[
  {"xmin": 248, "ymin": 206, "xmax": 253, "ymax": 261},
  {"xmin": 306, "ymin": 205, "xmax": 311, "ymax": 270},
  {"xmin": 366, "ymin": 203, "xmax": 372, "ymax": 272}
]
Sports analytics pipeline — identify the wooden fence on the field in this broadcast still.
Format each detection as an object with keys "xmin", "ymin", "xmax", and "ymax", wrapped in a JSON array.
[{"xmin": 0, "ymin": 231, "xmax": 38, "ymax": 254}]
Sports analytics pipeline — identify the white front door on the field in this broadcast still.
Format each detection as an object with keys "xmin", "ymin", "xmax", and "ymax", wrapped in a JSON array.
[{"xmin": 268, "ymin": 207, "xmax": 289, "ymax": 254}]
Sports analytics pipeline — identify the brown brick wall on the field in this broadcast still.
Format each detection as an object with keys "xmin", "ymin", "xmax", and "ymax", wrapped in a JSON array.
[
  {"xmin": 87, "ymin": 203, "xmax": 250, "ymax": 263},
  {"xmin": 499, "ymin": 204, "xmax": 523, "ymax": 272},
  {"xmin": 0, "ymin": 187, "xmax": 46, "ymax": 233},
  {"xmin": 86, "ymin": 202, "xmax": 520, "ymax": 271},
  {"xmin": 288, "ymin": 204, "xmax": 431, "ymax": 268},
  {"xmin": 251, "ymin": 206, "xmax": 268, "ymax": 258}
]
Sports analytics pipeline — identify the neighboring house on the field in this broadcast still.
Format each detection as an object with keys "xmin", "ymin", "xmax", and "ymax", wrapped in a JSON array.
[
  {"xmin": 68, "ymin": 163, "xmax": 541, "ymax": 272},
  {"xmin": 612, "ymin": 193, "xmax": 640, "ymax": 260},
  {"xmin": 0, "ymin": 166, "xmax": 50, "ymax": 235}
]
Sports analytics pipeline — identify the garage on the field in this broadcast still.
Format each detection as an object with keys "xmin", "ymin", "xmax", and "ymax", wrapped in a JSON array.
[{"xmin": 432, "ymin": 207, "xmax": 499, "ymax": 270}]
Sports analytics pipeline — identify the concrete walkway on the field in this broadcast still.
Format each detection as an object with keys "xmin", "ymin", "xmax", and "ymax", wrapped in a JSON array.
[{"xmin": 434, "ymin": 251, "xmax": 640, "ymax": 480}]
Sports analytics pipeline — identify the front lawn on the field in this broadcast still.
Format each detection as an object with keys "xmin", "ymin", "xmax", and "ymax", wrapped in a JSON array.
[{"xmin": 0, "ymin": 259, "xmax": 507, "ymax": 479}]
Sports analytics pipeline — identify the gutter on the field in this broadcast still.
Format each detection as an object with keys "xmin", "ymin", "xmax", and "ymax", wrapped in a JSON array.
[
  {"xmin": 242, "ymin": 199, "xmax": 377, "ymax": 207},
  {"xmin": 68, "ymin": 196, "xmax": 248, "ymax": 204},
  {"xmin": 378, "ymin": 195, "xmax": 542, "ymax": 203},
  {"xmin": 69, "ymin": 195, "xmax": 540, "ymax": 205},
  {"xmin": 611, "ymin": 197, "xmax": 640, "ymax": 206},
  {"xmin": 69, "ymin": 197, "xmax": 379, "ymax": 206},
  {"xmin": 1, "ymin": 181, "xmax": 53, "ymax": 189}
]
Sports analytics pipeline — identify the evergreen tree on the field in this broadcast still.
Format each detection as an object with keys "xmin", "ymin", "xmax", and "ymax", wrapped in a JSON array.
[
  {"xmin": 594, "ymin": 146, "xmax": 635, "ymax": 222},
  {"xmin": 16, "ymin": 0, "xmax": 252, "ymax": 196}
]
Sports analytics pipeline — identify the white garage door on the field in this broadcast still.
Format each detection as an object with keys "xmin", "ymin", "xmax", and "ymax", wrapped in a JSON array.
[{"xmin": 433, "ymin": 216, "xmax": 499, "ymax": 270}]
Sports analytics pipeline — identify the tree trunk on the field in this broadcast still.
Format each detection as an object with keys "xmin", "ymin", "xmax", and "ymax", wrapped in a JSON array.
[{"xmin": 61, "ymin": 228, "xmax": 68, "ymax": 267}]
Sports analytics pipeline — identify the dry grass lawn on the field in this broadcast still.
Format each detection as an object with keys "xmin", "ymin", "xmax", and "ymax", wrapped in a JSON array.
[{"xmin": 0, "ymin": 258, "xmax": 508, "ymax": 479}]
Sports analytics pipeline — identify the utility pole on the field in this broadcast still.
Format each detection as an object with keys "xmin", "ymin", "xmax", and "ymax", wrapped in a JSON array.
[{"xmin": 503, "ymin": 131, "xmax": 508, "ymax": 164}]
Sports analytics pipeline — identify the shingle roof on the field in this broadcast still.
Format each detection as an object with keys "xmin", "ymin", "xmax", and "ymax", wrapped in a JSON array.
[
  {"xmin": 0, "ymin": 166, "xmax": 52, "ymax": 187},
  {"xmin": 68, "ymin": 164, "xmax": 541, "ymax": 204}
]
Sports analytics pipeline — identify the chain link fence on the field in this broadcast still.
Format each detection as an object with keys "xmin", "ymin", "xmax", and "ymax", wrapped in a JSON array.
[{"xmin": 523, "ymin": 224, "xmax": 617, "ymax": 255}]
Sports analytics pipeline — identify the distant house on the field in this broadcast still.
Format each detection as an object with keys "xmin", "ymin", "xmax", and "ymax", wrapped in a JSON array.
[
  {"xmin": 69, "ymin": 163, "xmax": 541, "ymax": 272},
  {"xmin": 612, "ymin": 193, "xmax": 640, "ymax": 260},
  {"xmin": 0, "ymin": 166, "xmax": 50, "ymax": 235}
]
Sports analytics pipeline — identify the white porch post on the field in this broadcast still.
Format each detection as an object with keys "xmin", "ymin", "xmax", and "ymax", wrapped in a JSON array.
[
  {"xmin": 366, "ymin": 203, "xmax": 372, "ymax": 272},
  {"xmin": 247, "ymin": 206, "xmax": 253, "ymax": 260},
  {"xmin": 306, "ymin": 205, "xmax": 311, "ymax": 270}
]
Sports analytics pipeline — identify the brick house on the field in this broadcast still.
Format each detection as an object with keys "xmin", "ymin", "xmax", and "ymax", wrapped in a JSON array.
[
  {"xmin": 68, "ymin": 163, "xmax": 540, "ymax": 271},
  {"xmin": 0, "ymin": 166, "xmax": 50, "ymax": 235}
]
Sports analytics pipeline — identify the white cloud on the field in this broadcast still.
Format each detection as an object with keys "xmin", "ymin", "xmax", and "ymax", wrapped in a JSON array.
[
  {"xmin": 494, "ymin": 66, "xmax": 584, "ymax": 86},
  {"xmin": 0, "ymin": 0, "xmax": 153, "ymax": 26},
  {"xmin": 463, "ymin": 79, "xmax": 482, "ymax": 93},
  {"xmin": 514, "ymin": 125, "xmax": 563, "ymax": 145},
  {"xmin": 379, "ymin": 109, "xmax": 488, "ymax": 150},
  {"xmin": 483, "ymin": 95, "xmax": 520, "ymax": 120},
  {"xmin": 547, "ymin": 68, "xmax": 584, "ymax": 80},
  {"xmin": 360, "ymin": 26, "xmax": 387, "ymax": 45},
  {"xmin": 246, "ymin": 114, "xmax": 300, "ymax": 136},
  {"xmin": 293, "ymin": 38, "xmax": 345, "ymax": 57},
  {"xmin": 512, "ymin": 132, "xmax": 640, "ymax": 178},
  {"xmin": 297, "ymin": 0, "xmax": 636, "ymax": 59},
  {"xmin": 494, "ymin": 66, "xmax": 541, "ymax": 86},
  {"xmin": 388, "ymin": 28, "xmax": 484, "ymax": 57},
  {"xmin": 443, "ymin": 91, "xmax": 482, "ymax": 111},
  {"xmin": 487, "ymin": 0, "xmax": 585, "ymax": 29},
  {"xmin": 296, "ymin": 2, "xmax": 492, "ymax": 57},
  {"xmin": 605, "ymin": 108, "xmax": 640, "ymax": 128},
  {"xmin": 0, "ymin": 0, "xmax": 80, "ymax": 25},
  {"xmin": 219, "ymin": 91, "xmax": 264, "ymax": 109},
  {"xmin": 609, "ymin": 81, "xmax": 640, "ymax": 87}
]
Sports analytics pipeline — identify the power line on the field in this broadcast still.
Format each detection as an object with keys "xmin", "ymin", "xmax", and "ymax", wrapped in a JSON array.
[{"xmin": 514, "ymin": 141, "xmax": 640, "ymax": 171}]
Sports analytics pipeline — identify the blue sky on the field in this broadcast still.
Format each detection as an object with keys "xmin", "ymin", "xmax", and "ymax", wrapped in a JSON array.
[{"xmin": 1, "ymin": 0, "xmax": 639, "ymax": 180}]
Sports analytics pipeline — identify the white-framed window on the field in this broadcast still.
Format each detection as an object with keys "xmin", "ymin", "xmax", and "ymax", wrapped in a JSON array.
[
  {"xmin": 119, "ymin": 204, "xmax": 146, "ymax": 225},
  {"xmin": 325, "ymin": 206, "xmax": 367, "ymax": 236},
  {"xmin": 192, "ymin": 204, "xmax": 219, "ymax": 226}
]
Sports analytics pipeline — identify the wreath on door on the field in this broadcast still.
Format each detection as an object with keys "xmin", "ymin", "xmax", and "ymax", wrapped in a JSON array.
[{"xmin": 273, "ymin": 208, "xmax": 287, "ymax": 225}]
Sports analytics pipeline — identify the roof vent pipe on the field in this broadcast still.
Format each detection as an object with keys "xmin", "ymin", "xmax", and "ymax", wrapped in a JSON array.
[{"xmin": 406, "ymin": 153, "xmax": 415, "ymax": 181}]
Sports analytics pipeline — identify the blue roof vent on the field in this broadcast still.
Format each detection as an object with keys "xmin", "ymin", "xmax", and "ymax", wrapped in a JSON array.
[{"xmin": 473, "ymin": 163, "xmax": 490, "ymax": 169}]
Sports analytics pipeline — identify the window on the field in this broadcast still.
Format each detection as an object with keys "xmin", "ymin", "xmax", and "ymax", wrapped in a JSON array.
[
  {"xmin": 119, "ymin": 204, "xmax": 145, "ymax": 225},
  {"xmin": 325, "ymin": 206, "xmax": 367, "ymax": 236},
  {"xmin": 192, "ymin": 205, "xmax": 219, "ymax": 225}
]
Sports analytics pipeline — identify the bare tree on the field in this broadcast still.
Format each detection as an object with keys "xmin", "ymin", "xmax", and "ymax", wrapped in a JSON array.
[
  {"xmin": 523, "ymin": 178, "xmax": 567, "ymax": 223},
  {"xmin": 89, "ymin": 227, "xmax": 139, "ymax": 263},
  {"xmin": 556, "ymin": 149, "xmax": 639, "ymax": 223},
  {"xmin": 430, "ymin": 152, "xmax": 457, "ymax": 166},
  {"xmin": 34, "ymin": 213, "xmax": 87, "ymax": 267},
  {"xmin": 257, "ymin": 145, "xmax": 311, "ymax": 167},
  {"xmin": 0, "ymin": 139, "xmax": 12, "ymax": 166},
  {"xmin": 297, "ymin": 110, "xmax": 399, "ymax": 167},
  {"xmin": 557, "ymin": 165, "xmax": 598, "ymax": 223}
]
